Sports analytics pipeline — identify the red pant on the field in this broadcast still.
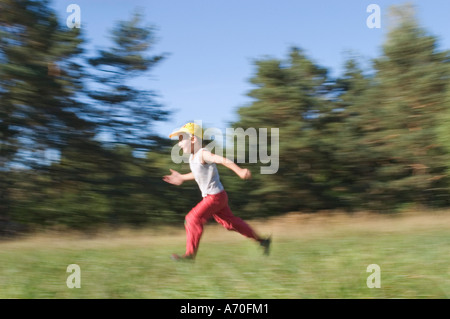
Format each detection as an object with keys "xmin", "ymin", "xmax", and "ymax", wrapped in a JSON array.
[{"xmin": 184, "ymin": 190, "xmax": 259, "ymax": 257}]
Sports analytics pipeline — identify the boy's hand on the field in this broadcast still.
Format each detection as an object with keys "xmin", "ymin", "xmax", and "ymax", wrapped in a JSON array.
[
  {"xmin": 238, "ymin": 168, "xmax": 252, "ymax": 180},
  {"xmin": 163, "ymin": 169, "xmax": 184, "ymax": 186}
]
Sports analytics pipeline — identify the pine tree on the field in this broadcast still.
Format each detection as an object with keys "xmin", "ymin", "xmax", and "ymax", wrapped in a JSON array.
[
  {"xmin": 233, "ymin": 48, "xmax": 337, "ymax": 213},
  {"xmin": 0, "ymin": 0, "xmax": 92, "ymax": 167},
  {"xmin": 87, "ymin": 11, "xmax": 168, "ymax": 151},
  {"xmin": 351, "ymin": 5, "xmax": 449, "ymax": 209},
  {"xmin": 325, "ymin": 57, "xmax": 375, "ymax": 209},
  {"xmin": 0, "ymin": 0, "xmax": 92, "ymax": 230}
]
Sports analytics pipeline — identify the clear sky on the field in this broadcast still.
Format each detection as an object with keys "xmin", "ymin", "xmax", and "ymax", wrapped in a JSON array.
[{"xmin": 51, "ymin": 0, "xmax": 450, "ymax": 139}]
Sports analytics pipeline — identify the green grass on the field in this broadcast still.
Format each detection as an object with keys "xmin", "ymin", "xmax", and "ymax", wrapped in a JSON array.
[{"xmin": 0, "ymin": 212, "xmax": 449, "ymax": 298}]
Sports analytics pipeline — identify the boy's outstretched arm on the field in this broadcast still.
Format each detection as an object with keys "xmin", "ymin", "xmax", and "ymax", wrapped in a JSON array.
[
  {"xmin": 163, "ymin": 169, "xmax": 195, "ymax": 185},
  {"xmin": 202, "ymin": 151, "xmax": 251, "ymax": 180}
]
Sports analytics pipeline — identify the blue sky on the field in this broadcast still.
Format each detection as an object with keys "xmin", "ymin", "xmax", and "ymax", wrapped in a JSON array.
[{"xmin": 52, "ymin": 0, "xmax": 450, "ymax": 139}]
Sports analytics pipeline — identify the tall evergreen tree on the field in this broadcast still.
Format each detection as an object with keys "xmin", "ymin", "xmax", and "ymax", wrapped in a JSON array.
[
  {"xmin": 359, "ymin": 6, "xmax": 449, "ymax": 208},
  {"xmin": 0, "ymin": 0, "xmax": 92, "ymax": 230},
  {"xmin": 324, "ymin": 58, "xmax": 375, "ymax": 209},
  {"xmin": 0, "ymin": 0, "xmax": 92, "ymax": 166},
  {"xmin": 233, "ymin": 48, "xmax": 338, "ymax": 213},
  {"xmin": 87, "ymin": 12, "xmax": 168, "ymax": 151},
  {"xmin": 83, "ymin": 12, "xmax": 170, "ymax": 226}
]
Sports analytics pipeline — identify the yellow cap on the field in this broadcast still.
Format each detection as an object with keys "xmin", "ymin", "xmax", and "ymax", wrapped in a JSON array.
[{"xmin": 169, "ymin": 122, "xmax": 203, "ymax": 139}]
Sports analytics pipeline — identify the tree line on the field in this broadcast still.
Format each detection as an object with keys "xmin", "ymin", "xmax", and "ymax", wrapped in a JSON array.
[{"xmin": 0, "ymin": 1, "xmax": 449, "ymax": 234}]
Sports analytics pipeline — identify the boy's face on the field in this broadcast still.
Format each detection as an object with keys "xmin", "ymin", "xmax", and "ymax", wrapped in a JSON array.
[{"xmin": 178, "ymin": 133, "xmax": 192, "ymax": 153}]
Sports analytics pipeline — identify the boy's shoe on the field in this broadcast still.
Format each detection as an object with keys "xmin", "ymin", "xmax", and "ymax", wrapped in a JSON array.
[
  {"xmin": 260, "ymin": 236, "xmax": 272, "ymax": 256},
  {"xmin": 171, "ymin": 253, "xmax": 195, "ymax": 262}
]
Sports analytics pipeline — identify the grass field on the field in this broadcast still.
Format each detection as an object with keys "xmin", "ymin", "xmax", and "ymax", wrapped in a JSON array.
[{"xmin": 0, "ymin": 211, "xmax": 449, "ymax": 299}]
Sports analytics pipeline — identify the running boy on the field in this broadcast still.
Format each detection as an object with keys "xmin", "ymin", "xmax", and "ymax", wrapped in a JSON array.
[{"xmin": 163, "ymin": 122, "xmax": 271, "ymax": 261}]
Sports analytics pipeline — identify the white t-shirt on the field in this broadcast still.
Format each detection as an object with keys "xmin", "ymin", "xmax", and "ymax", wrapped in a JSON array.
[{"xmin": 189, "ymin": 148, "xmax": 224, "ymax": 197}]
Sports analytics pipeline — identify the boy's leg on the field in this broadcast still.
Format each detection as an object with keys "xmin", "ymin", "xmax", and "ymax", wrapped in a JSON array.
[
  {"xmin": 213, "ymin": 192, "xmax": 271, "ymax": 255},
  {"xmin": 212, "ymin": 192, "xmax": 260, "ymax": 241},
  {"xmin": 213, "ymin": 205, "xmax": 260, "ymax": 241},
  {"xmin": 184, "ymin": 195, "xmax": 223, "ymax": 257}
]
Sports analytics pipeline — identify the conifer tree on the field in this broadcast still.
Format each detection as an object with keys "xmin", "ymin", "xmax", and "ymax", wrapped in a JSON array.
[
  {"xmin": 87, "ymin": 12, "xmax": 168, "ymax": 151},
  {"xmin": 326, "ymin": 58, "xmax": 375, "ymax": 209},
  {"xmin": 234, "ymin": 48, "xmax": 336, "ymax": 213},
  {"xmin": 360, "ymin": 6, "xmax": 449, "ymax": 208},
  {"xmin": 0, "ymin": 0, "xmax": 92, "ymax": 167},
  {"xmin": 0, "ymin": 0, "xmax": 91, "ymax": 229}
]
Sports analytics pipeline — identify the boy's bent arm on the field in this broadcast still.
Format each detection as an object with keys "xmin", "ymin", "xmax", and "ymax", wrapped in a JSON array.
[{"xmin": 202, "ymin": 151, "xmax": 251, "ymax": 180}]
